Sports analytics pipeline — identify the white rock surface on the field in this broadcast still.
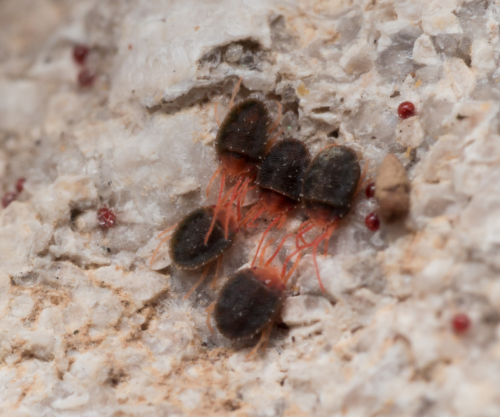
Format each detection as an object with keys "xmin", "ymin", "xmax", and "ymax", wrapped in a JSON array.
[{"xmin": 1, "ymin": 0, "xmax": 500, "ymax": 415}]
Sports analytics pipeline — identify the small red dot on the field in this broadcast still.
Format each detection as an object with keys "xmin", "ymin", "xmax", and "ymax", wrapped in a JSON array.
[
  {"xmin": 77, "ymin": 69, "xmax": 95, "ymax": 88},
  {"xmin": 452, "ymin": 313, "xmax": 470, "ymax": 334},
  {"xmin": 73, "ymin": 45, "xmax": 89, "ymax": 65},
  {"xmin": 365, "ymin": 212, "xmax": 380, "ymax": 231},
  {"xmin": 365, "ymin": 183, "xmax": 375, "ymax": 199},
  {"xmin": 97, "ymin": 207, "xmax": 116, "ymax": 229},
  {"xmin": 398, "ymin": 101, "xmax": 415, "ymax": 119},
  {"xmin": 15, "ymin": 178, "xmax": 26, "ymax": 193},
  {"xmin": 2, "ymin": 192, "xmax": 17, "ymax": 208}
]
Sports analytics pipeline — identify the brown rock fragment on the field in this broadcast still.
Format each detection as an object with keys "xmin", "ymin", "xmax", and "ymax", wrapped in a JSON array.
[{"xmin": 375, "ymin": 154, "xmax": 410, "ymax": 223}]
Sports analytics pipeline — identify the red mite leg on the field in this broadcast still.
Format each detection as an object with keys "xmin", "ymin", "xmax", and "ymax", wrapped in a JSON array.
[
  {"xmin": 220, "ymin": 174, "xmax": 249, "ymax": 208},
  {"xmin": 266, "ymin": 127, "xmax": 285, "ymax": 153},
  {"xmin": 247, "ymin": 206, "xmax": 266, "ymax": 228},
  {"xmin": 240, "ymin": 180, "xmax": 256, "ymax": 201},
  {"xmin": 218, "ymin": 179, "xmax": 244, "ymax": 239},
  {"xmin": 311, "ymin": 231, "xmax": 329, "ymax": 292},
  {"xmin": 224, "ymin": 177, "xmax": 243, "ymax": 239},
  {"xmin": 205, "ymin": 174, "xmax": 226, "ymax": 244},
  {"xmin": 310, "ymin": 223, "xmax": 338, "ymax": 292},
  {"xmin": 219, "ymin": 184, "xmax": 235, "ymax": 208},
  {"xmin": 277, "ymin": 214, "xmax": 287, "ymax": 229},
  {"xmin": 280, "ymin": 228, "xmax": 317, "ymax": 281},
  {"xmin": 354, "ymin": 159, "xmax": 370, "ymax": 197},
  {"xmin": 210, "ymin": 256, "xmax": 223, "ymax": 290},
  {"xmin": 214, "ymin": 102, "xmax": 221, "ymax": 127},
  {"xmin": 283, "ymin": 252, "xmax": 302, "ymax": 284},
  {"xmin": 323, "ymin": 226, "xmax": 335, "ymax": 257},
  {"xmin": 262, "ymin": 326, "xmax": 272, "ymax": 352},
  {"xmin": 251, "ymin": 214, "xmax": 283, "ymax": 268},
  {"xmin": 233, "ymin": 178, "xmax": 252, "ymax": 222},
  {"xmin": 261, "ymin": 229, "xmax": 300, "ymax": 271},
  {"xmin": 214, "ymin": 76, "xmax": 243, "ymax": 129},
  {"xmin": 206, "ymin": 165, "xmax": 223, "ymax": 198},
  {"xmin": 259, "ymin": 238, "xmax": 274, "ymax": 267},
  {"xmin": 295, "ymin": 221, "xmax": 314, "ymax": 248},
  {"xmin": 233, "ymin": 177, "xmax": 253, "ymax": 205},
  {"xmin": 184, "ymin": 263, "xmax": 211, "ymax": 299},
  {"xmin": 236, "ymin": 193, "xmax": 242, "ymax": 222},
  {"xmin": 239, "ymin": 200, "xmax": 261, "ymax": 228},
  {"xmin": 150, "ymin": 227, "xmax": 177, "ymax": 266},
  {"xmin": 157, "ymin": 223, "xmax": 178, "ymax": 238},
  {"xmin": 239, "ymin": 204, "xmax": 257, "ymax": 228},
  {"xmin": 268, "ymin": 101, "xmax": 283, "ymax": 134},
  {"xmin": 228, "ymin": 77, "xmax": 243, "ymax": 109},
  {"xmin": 265, "ymin": 231, "xmax": 295, "ymax": 267},
  {"xmin": 280, "ymin": 223, "xmax": 336, "ymax": 291},
  {"xmin": 237, "ymin": 185, "xmax": 257, "ymax": 224},
  {"xmin": 235, "ymin": 184, "xmax": 248, "ymax": 223},
  {"xmin": 281, "ymin": 247, "xmax": 302, "ymax": 278},
  {"xmin": 295, "ymin": 220, "xmax": 312, "ymax": 247},
  {"xmin": 295, "ymin": 221, "xmax": 309, "ymax": 247},
  {"xmin": 246, "ymin": 324, "xmax": 272, "ymax": 359},
  {"xmin": 206, "ymin": 302, "xmax": 216, "ymax": 334}
]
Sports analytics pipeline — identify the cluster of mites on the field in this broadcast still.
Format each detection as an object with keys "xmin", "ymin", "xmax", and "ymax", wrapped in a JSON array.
[{"xmin": 147, "ymin": 79, "xmax": 413, "ymax": 357}]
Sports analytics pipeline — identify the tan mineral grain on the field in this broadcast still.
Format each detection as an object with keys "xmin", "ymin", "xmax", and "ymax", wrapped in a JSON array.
[{"xmin": 375, "ymin": 153, "xmax": 411, "ymax": 224}]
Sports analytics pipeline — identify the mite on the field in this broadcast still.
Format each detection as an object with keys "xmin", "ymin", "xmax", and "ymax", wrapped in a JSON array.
[
  {"xmin": 283, "ymin": 145, "xmax": 364, "ymax": 292},
  {"xmin": 206, "ymin": 234, "xmax": 301, "ymax": 358},
  {"xmin": 241, "ymin": 138, "xmax": 310, "ymax": 267},
  {"xmin": 150, "ymin": 205, "xmax": 236, "ymax": 298},
  {"xmin": 205, "ymin": 78, "xmax": 283, "ymax": 243}
]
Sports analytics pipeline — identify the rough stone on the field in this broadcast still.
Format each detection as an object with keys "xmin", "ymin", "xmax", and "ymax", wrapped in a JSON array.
[{"xmin": 1, "ymin": 0, "xmax": 500, "ymax": 416}]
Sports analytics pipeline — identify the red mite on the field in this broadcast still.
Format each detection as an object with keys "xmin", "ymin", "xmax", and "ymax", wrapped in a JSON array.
[
  {"xmin": 398, "ymin": 101, "xmax": 415, "ymax": 119},
  {"xmin": 365, "ymin": 212, "xmax": 380, "ymax": 231},
  {"xmin": 241, "ymin": 138, "xmax": 311, "ymax": 267},
  {"xmin": 281, "ymin": 145, "xmax": 365, "ymax": 292},
  {"xmin": 78, "ymin": 69, "xmax": 95, "ymax": 88},
  {"xmin": 206, "ymin": 233, "xmax": 301, "ymax": 358},
  {"xmin": 1, "ymin": 192, "xmax": 17, "ymax": 208},
  {"xmin": 73, "ymin": 45, "xmax": 90, "ymax": 65},
  {"xmin": 452, "ymin": 313, "xmax": 470, "ymax": 334},
  {"xmin": 15, "ymin": 178, "xmax": 26, "ymax": 193},
  {"xmin": 150, "ymin": 205, "xmax": 237, "ymax": 299},
  {"xmin": 365, "ymin": 183, "xmax": 375, "ymax": 199},
  {"xmin": 205, "ymin": 78, "xmax": 283, "ymax": 244},
  {"xmin": 97, "ymin": 207, "xmax": 116, "ymax": 228}
]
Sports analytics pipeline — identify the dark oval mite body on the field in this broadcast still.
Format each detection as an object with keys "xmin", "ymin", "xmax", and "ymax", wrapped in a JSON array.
[
  {"xmin": 215, "ymin": 99, "xmax": 271, "ymax": 177},
  {"xmin": 256, "ymin": 138, "xmax": 310, "ymax": 213},
  {"xmin": 302, "ymin": 145, "xmax": 361, "ymax": 225},
  {"xmin": 170, "ymin": 206, "xmax": 236, "ymax": 270},
  {"xmin": 214, "ymin": 267, "xmax": 285, "ymax": 340}
]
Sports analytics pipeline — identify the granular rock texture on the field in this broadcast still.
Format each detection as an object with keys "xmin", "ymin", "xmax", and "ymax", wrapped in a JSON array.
[{"xmin": 1, "ymin": 0, "xmax": 500, "ymax": 416}]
